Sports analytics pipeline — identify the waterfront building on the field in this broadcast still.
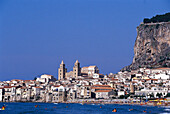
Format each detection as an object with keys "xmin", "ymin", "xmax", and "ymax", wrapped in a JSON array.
[
  {"xmin": 3, "ymin": 86, "xmax": 12, "ymax": 102},
  {"xmin": 0, "ymin": 88, "xmax": 3, "ymax": 102},
  {"xmin": 51, "ymin": 85, "xmax": 66, "ymax": 102},
  {"xmin": 58, "ymin": 86, "xmax": 66, "ymax": 102},
  {"xmin": 78, "ymin": 85, "xmax": 91, "ymax": 99},
  {"xmin": 135, "ymin": 87, "xmax": 168, "ymax": 98},
  {"xmin": 67, "ymin": 88, "xmax": 77, "ymax": 101},
  {"xmin": 11, "ymin": 86, "xmax": 16, "ymax": 102},
  {"xmin": 95, "ymin": 90, "xmax": 115, "ymax": 99},
  {"xmin": 0, "ymin": 65, "xmax": 169, "ymax": 103}
]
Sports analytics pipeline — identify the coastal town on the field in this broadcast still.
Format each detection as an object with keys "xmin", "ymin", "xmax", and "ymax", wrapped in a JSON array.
[{"xmin": 0, "ymin": 60, "xmax": 169, "ymax": 105}]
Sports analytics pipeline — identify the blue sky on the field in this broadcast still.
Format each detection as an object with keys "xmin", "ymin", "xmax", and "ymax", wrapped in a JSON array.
[{"xmin": 0, "ymin": 0, "xmax": 170, "ymax": 80}]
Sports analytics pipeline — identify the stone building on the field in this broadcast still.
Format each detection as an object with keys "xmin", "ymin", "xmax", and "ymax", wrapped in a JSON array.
[
  {"xmin": 130, "ymin": 82, "xmax": 134, "ymax": 94},
  {"xmin": 81, "ymin": 65, "xmax": 99, "ymax": 76},
  {"xmin": 58, "ymin": 61, "xmax": 67, "ymax": 80},
  {"xmin": 66, "ymin": 71, "xmax": 73, "ymax": 79},
  {"xmin": 73, "ymin": 60, "xmax": 81, "ymax": 78}
]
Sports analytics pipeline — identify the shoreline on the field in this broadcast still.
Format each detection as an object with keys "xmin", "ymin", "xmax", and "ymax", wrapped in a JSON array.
[
  {"xmin": 64, "ymin": 101, "xmax": 169, "ymax": 107},
  {"xmin": 1, "ymin": 101, "xmax": 169, "ymax": 107}
]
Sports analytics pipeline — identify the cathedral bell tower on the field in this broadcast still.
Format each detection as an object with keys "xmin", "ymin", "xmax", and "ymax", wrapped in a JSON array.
[
  {"xmin": 73, "ymin": 60, "xmax": 81, "ymax": 78},
  {"xmin": 58, "ymin": 60, "xmax": 67, "ymax": 80}
]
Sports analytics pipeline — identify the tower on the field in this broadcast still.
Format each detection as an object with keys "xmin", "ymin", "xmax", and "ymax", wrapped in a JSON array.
[
  {"xmin": 73, "ymin": 60, "xmax": 81, "ymax": 78},
  {"xmin": 58, "ymin": 60, "xmax": 67, "ymax": 80},
  {"xmin": 130, "ymin": 82, "xmax": 134, "ymax": 94}
]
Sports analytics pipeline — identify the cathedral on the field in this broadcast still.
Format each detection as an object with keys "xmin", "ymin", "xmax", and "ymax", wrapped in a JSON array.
[{"xmin": 58, "ymin": 60, "xmax": 99, "ymax": 80}]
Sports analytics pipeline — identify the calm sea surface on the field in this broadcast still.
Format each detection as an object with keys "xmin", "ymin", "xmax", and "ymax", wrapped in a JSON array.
[{"xmin": 0, "ymin": 102, "xmax": 169, "ymax": 114}]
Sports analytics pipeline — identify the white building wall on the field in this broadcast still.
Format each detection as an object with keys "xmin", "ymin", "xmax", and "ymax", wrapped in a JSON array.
[
  {"xmin": 155, "ymin": 73, "xmax": 169, "ymax": 80},
  {"xmin": 118, "ymin": 91, "xmax": 125, "ymax": 96},
  {"xmin": 0, "ymin": 89, "xmax": 2, "ymax": 101}
]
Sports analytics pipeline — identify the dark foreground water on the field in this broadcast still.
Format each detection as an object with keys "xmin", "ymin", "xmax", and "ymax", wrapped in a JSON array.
[{"xmin": 0, "ymin": 102, "xmax": 169, "ymax": 114}]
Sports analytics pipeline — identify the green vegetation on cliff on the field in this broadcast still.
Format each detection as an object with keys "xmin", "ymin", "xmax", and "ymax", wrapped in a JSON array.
[{"xmin": 143, "ymin": 13, "xmax": 170, "ymax": 23}]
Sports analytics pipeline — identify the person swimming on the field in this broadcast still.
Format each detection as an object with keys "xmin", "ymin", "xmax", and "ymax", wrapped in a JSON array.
[
  {"xmin": 35, "ymin": 105, "xmax": 38, "ymax": 108},
  {"xmin": 112, "ymin": 108, "xmax": 117, "ymax": 112},
  {"xmin": 1, "ymin": 105, "xmax": 6, "ymax": 110},
  {"xmin": 143, "ymin": 110, "xmax": 147, "ymax": 113},
  {"xmin": 129, "ymin": 108, "xmax": 133, "ymax": 111}
]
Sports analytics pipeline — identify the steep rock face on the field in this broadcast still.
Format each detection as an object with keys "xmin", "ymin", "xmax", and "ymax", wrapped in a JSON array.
[{"xmin": 122, "ymin": 22, "xmax": 170, "ymax": 71}]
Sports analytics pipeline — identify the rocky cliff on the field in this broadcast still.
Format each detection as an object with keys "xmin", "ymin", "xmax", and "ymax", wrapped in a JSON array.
[{"xmin": 122, "ymin": 22, "xmax": 170, "ymax": 71}]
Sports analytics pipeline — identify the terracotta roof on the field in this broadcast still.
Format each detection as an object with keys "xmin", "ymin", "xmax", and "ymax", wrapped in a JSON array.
[
  {"xmin": 91, "ymin": 87, "xmax": 114, "ymax": 90},
  {"xmin": 4, "ymin": 86, "xmax": 12, "ymax": 88},
  {"xmin": 21, "ymin": 87, "xmax": 27, "ymax": 89},
  {"xmin": 124, "ymin": 85, "xmax": 129, "ymax": 87},
  {"xmin": 24, "ymin": 80, "xmax": 34, "ymax": 82},
  {"xmin": 35, "ymin": 87, "xmax": 42, "ymax": 88},
  {"xmin": 82, "ymin": 67, "xmax": 88, "ymax": 69},
  {"xmin": 95, "ymin": 90, "xmax": 112, "ymax": 92},
  {"xmin": 88, "ymin": 66, "xmax": 96, "ymax": 68},
  {"xmin": 154, "ymin": 68, "xmax": 170, "ymax": 70},
  {"xmin": 11, "ymin": 79, "xmax": 22, "ymax": 81},
  {"xmin": 132, "ymin": 81, "xmax": 137, "ymax": 83},
  {"xmin": 92, "ymin": 85, "xmax": 111, "ymax": 87},
  {"xmin": 53, "ymin": 85, "xmax": 60, "ymax": 87},
  {"xmin": 111, "ymin": 78, "xmax": 118, "ymax": 81},
  {"xmin": 151, "ymin": 79, "xmax": 158, "ymax": 81}
]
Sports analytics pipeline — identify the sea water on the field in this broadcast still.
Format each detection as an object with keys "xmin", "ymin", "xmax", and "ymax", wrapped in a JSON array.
[{"xmin": 0, "ymin": 102, "xmax": 169, "ymax": 114}]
